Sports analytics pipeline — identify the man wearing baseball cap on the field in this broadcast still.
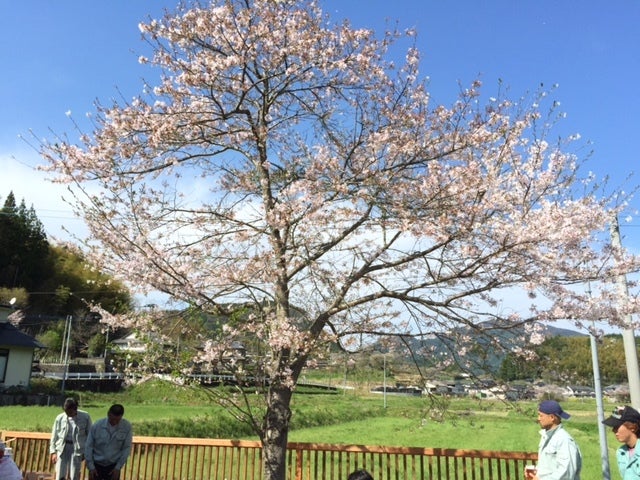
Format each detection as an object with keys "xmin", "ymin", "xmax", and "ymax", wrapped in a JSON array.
[
  {"xmin": 525, "ymin": 400, "xmax": 582, "ymax": 480},
  {"xmin": 603, "ymin": 405, "xmax": 640, "ymax": 479}
]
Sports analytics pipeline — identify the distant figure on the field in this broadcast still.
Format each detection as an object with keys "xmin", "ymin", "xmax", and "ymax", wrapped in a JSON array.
[
  {"xmin": 85, "ymin": 404, "xmax": 132, "ymax": 480},
  {"xmin": 0, "ymin": 441, "xmax": 22, "ymax": 480},
  {"xmin": 348, "ymin": 469, "xmax": 374, "ymax": 480},
  {"xmin": 50, "ymin": 397, "xmax": 92, "ymax": 480},
  {"xmin": 602, "ymin": 405, "xmax": 640, "ymax": 479},
  {"xmin": 525, "ymin": 400, "xmax": 582, "ymax": 480}
]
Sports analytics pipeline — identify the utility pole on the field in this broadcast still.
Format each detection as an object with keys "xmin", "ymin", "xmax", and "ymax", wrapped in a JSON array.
[
  {"xmin": 585, "ymin": 278, "xmax": 611, "ymax": 480},
  {"xmin": 383, "ymin": 354, "xmax": 387, "ymax": 409},
  {"xmin": 61, "ymin": 315, "xmax": 72, "ymax": 393},
  {"xmin": 59, "ymin": 315, "xmax": 69, "ymax": 363},
  {"xmin": 610, "ymin": 215, "xmax": 640, "ymax": 409},
  {"xmin": 590, "ymin": 326, "xmax": 610, "ymax": 480}
]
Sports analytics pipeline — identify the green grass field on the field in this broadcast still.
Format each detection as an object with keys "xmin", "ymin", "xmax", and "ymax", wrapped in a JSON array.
[{"xmin": 0, "ymin": 382, "xmax": 622, "ymax": 479}]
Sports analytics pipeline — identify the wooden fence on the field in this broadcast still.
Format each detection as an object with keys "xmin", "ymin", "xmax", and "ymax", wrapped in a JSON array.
[{"xmin": 2, "ymin": 430, "xmax": 537, "ymax": 480}]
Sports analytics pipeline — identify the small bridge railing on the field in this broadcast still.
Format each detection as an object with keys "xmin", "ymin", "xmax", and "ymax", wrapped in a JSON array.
[{"xmin": 2, "ymin": 430, "xmax": 537, "ymax": 480}]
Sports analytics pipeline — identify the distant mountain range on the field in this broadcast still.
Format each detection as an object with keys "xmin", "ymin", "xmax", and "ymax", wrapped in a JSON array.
[
  {"xmin": 538, "ymin": 323, "xmax": 587, "ymax": 338},
  {"xmin": 392, "ymin": 320, "xmax": 587, "ymax": 374}
]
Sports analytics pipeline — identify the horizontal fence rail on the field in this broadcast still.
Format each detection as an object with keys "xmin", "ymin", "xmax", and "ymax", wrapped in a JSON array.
[
  {"xmin": 2, "ymin": 430, "xmax": 537, "ymax": 480},
  {"xmin": 40, "ymin": 372, "xmax": 125, "ymax": 380}
]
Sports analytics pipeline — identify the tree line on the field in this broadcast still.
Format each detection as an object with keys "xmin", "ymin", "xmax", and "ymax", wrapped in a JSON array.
[
  {"xmin": 0, "ymin": 190, "xmax": 132, "ymax": 356},
  {"xmin": 498, "ymin": 334, "xmax": 633, "ymax": 386}
]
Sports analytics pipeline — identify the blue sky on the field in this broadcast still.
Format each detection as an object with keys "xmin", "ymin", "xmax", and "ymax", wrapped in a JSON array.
[
  {"xmin": 1, "ymin": 1, "xmax": 639, "ymax": 317},
  {"xmin": 2, "ymin": 1, "xmax": 639, "ymax": 241}
]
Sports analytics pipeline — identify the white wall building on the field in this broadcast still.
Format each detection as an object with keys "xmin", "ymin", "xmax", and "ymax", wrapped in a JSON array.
[{"xmin": 0, "ymin": 305, "xmax": 44, "ymax": 389}]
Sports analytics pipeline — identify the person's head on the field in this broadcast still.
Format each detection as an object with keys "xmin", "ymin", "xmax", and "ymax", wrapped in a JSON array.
[
  {"xmin": 107, "ymin": 404, "xmax": 125, "ymax": 426},
  {"xmin": 63, "ymin": 397, "xmax": 79, "ymax": 417},
  {"xmin": 347, "ymin": 469, "xmax": 373, "ymax": 480},
  {"xmin": 603, "ymin": 406, "xmax": 640, "ymax": 446},
  {"xmin": 537, "ymin": 400, "xmax": 570, "ymax": 430}
]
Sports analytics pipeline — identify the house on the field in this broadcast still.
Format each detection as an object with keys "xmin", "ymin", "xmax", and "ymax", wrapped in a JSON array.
[
  {"xmin": 111, "ymin": 331, "xmax": 153, "ymax": 353},
  {"xmin": 111, "ymin": 331, "xmax": 172, "ymax": 353},
  {"xmin": 0, "ymin": 305, "xmax": 45, "ymax": 390}
]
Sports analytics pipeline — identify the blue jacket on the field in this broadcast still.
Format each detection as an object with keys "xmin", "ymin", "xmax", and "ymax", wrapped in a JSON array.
[
  {"xmin": 537, "ymin": 424, "xmax": 582, "ymax": 480},
  {"xmin": 616, "ymin": 444, "xmax": 640, "ymax": 479}
]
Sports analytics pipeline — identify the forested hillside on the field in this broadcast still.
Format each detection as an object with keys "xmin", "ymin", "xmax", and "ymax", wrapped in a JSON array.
[{"xmin": 0, "ymin": 190, "xmax": 132, "ymax": 356}]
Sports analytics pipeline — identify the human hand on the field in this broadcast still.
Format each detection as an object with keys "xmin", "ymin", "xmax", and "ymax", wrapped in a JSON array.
[
  {"xmin": 110, "ymin": 467, "xmax": 121, "ymax": 480},
  {"xmin": 50, "ymin": 453, "xmax": 58, "ymax": 464},
  {"xmin": 524, "ymin": 465, "xmax": 537, "ymax": 479}
]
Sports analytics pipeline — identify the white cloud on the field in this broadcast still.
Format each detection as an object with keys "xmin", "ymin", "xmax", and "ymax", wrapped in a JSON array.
[{"xmin": 1, "ymin": 150, "xmax": 87, "ymax": 242}]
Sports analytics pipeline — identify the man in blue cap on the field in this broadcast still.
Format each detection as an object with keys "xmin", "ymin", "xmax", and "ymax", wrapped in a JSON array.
[{"xmin": 525, "ymin": 400, "xmax": 582, "ymax": 480}]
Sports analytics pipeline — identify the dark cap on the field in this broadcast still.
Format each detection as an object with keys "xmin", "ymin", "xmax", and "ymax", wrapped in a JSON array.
[
  {"xmin": 539, "ymin": 400, "xmax": 570, "ymax": 419},
  {"xmin": 603, "ymin": 406, "xmax": 640, "ymax": 428}
]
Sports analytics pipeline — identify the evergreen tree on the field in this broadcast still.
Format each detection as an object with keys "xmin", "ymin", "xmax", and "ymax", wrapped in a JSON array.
[
  {"xmin": 0, "ymin": 191, "xmax": 50, "ymax": 290},
  {"xmin": 0, "ymin": 191, "xmax": 20, "ymax": 286},
  {"xmin": 498, "ymin": 352, "xmax": 540, "ymax": 382}
]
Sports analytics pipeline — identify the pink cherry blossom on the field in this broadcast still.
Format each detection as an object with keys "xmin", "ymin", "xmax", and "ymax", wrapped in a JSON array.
[{"xmin": 37, "ymin": 1, "xmax": 640, "ymax": 479}]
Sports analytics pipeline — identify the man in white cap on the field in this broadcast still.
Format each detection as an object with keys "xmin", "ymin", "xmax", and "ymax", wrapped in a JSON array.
[
  {"xmin": 525, "ymin": 400, "xmax": 582, "ymax": 480},
  {"xmin": 0, "ymin": 440, "xmax": 23, "ymax": 480}
]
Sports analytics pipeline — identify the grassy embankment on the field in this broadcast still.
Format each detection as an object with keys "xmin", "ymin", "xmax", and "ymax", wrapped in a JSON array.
[{"xmin": 0, "ymin": 380, "xmax": 620, "ymax": 478}]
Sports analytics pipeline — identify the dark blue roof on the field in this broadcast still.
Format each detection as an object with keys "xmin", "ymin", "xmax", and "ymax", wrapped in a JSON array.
[{"xmin": 0, "ymin": 322, "xmax": 45, "ymax": 348}]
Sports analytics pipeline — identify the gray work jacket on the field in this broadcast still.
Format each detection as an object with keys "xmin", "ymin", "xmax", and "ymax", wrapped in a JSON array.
[{"xmin": 50, "ymin": 410, "xmax": 92, "ymax": 457}]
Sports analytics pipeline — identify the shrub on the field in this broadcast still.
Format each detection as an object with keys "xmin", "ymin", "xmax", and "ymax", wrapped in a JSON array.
[{"xmin": 29, "ymin": 378, "xmax": 60, "ymax": 394}]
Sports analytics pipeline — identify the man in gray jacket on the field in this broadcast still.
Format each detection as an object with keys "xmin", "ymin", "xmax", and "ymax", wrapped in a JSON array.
[
  {"xmin": 50, "ymin": 397, "xmax": 92, "ymax": 480},
  {"xmin": 85, "ymin": 404, "xmax": 132, "ymax": 480}
]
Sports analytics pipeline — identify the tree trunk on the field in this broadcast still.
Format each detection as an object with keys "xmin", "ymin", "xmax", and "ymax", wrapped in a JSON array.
[{"xmin": 262, "ymin": 384, "xmax": 293, "ymax": 480}]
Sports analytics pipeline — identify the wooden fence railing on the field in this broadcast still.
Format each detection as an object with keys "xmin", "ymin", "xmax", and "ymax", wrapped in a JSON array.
[{"xmin": 2, "ymin": 430, "xmax": 538, "ymax": 480}]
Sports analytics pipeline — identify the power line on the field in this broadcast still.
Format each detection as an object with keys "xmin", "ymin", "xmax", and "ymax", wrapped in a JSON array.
[
  {"xmin": 0, "ymin": 209, "xmax": 81, "ymax": 220},
  {"xmin": 21, "ymin": 290, "xmax": 126, "ymax": 296}
]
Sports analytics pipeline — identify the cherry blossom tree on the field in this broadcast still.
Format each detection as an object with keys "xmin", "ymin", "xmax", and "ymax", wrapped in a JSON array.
[{"xmin": 39, "ymin": 0, "xmax": 639, "ymax": 478}]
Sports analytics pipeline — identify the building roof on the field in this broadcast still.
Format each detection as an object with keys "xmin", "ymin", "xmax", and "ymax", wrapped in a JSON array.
[{"xmin": 0, "ymin": 322, "xmax": 45, "ymax": 348}]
